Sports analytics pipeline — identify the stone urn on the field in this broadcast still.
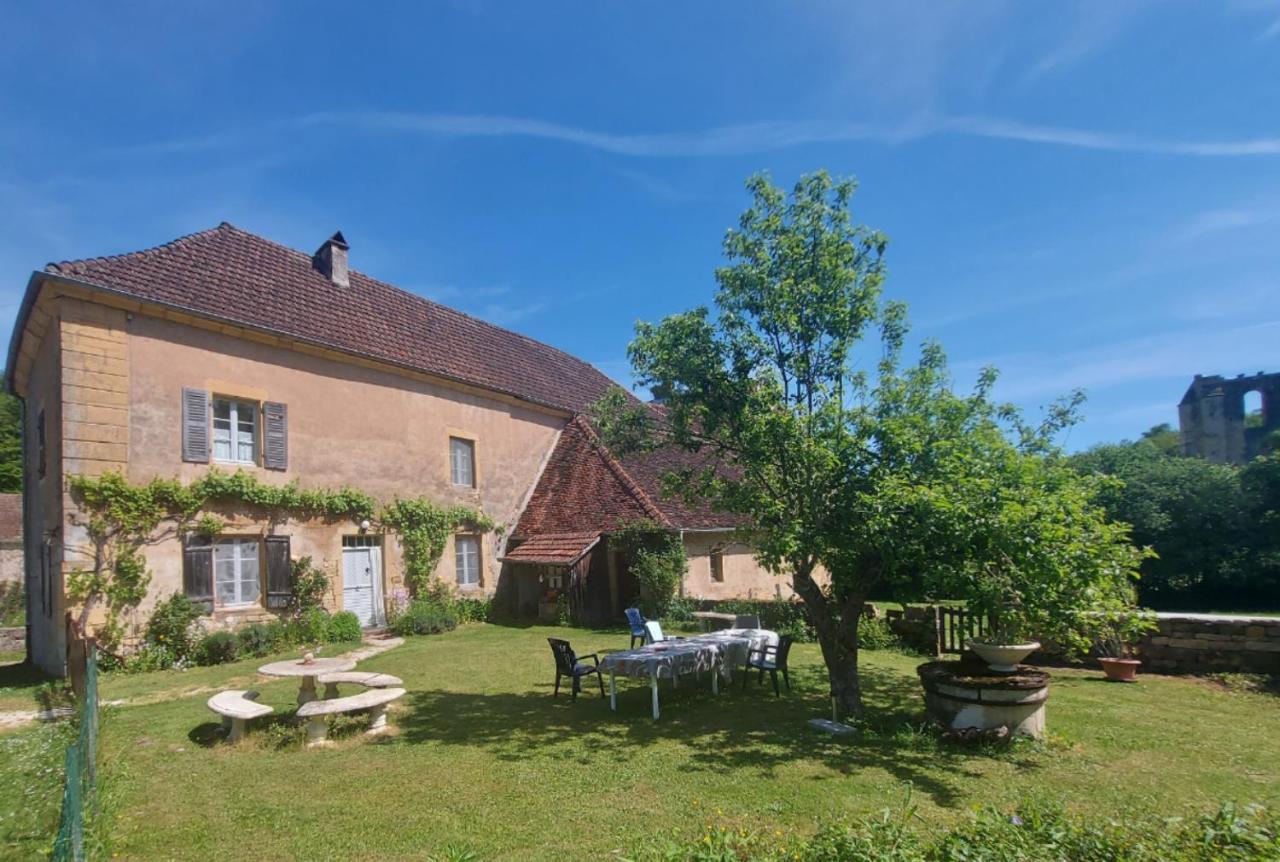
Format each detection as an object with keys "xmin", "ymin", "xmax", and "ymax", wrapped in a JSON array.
[
  {"xmin": 1099, "ymin": 657, "xmax": 1141, "ymax": 682},
  {"xmin": 968, "ymin": 640, "xmax": 1040, "ymax": 673}
]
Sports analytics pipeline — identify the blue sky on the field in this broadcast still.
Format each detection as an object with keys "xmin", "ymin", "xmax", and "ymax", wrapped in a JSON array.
[{"xmin": 2, "ymin": 2, "xmax": 1278, "ymax": 450}]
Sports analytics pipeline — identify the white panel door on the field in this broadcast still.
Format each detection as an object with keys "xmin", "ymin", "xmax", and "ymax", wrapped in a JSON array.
[{"xmin": 343, "ymin": 548, "xmax": 376, "ymax": 628}]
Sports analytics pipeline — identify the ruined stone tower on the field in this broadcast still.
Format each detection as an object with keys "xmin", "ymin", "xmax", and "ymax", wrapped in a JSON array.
[{"xmin": 1178, "ymin": 371, "xmax": 1280, "ymax": 463}]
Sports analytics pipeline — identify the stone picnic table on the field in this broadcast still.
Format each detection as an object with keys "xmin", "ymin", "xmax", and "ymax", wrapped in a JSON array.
[
  {"xmin": 690, "ymin": 611, "xmax": 737, "ymax": 631},
  {"xmin": 600, "ymin": 629, "xmax": 777, "ymax": 720},
  {"xmin": 259, "ymin": 656, "xmax": 358, "ymax": 707}
]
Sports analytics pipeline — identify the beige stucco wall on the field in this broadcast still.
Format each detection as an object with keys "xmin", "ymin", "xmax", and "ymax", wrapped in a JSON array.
[
  {"xmin": 114, "ymin": 307, "xmax": 564, "ymax": 629},
  {"xmin": 681, "ymin": 531, "xmax": 796, "ymax": 601}
]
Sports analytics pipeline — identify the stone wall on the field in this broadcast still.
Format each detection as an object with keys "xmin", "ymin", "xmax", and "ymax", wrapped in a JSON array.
[
  {"xmin": 0, "ymin": 627, "xmax": 24, "ymax": 653},
  {"xmin": 1139, "ymin": 613, "xmax": 1280, "ymax": 674}
]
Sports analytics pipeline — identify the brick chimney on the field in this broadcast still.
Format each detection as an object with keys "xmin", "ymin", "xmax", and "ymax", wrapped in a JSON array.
[{"xmin": 313, "ymin": 231, "xmax": 349, "ymax": 287}]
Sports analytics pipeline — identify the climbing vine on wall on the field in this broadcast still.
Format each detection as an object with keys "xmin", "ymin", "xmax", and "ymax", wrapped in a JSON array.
[
  {"xmin": 380, "ymin": 499, "xmax": 496, "ymax": 594},
  {"xmin": 65, "ymin": 468, "xmax": 494, "ymax": 650}
]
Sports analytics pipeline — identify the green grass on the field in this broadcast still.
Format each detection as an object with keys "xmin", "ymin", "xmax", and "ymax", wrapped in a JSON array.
[{"xmin": 8, "ymin": 625, "xmax": 1280, "ymax": 860}]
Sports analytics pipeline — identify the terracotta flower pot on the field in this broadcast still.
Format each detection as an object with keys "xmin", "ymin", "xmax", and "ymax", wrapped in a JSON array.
[
  {"xmin": 968, "ymin": 641, "xmax": 1041, "ymax": 673},
  {"xmin": 1099, "ymin": 657, "xmax": 1141, "ymax": 682}
]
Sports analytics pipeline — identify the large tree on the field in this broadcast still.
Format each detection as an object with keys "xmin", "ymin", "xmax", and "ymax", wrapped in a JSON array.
[{"xmin": 598, "ymin": 171, "xmax": 1145, "ymax": 717}]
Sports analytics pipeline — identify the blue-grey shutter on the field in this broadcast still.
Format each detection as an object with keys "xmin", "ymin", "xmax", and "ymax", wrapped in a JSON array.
[
  {"xmin": 264, "ymin": 535, "xmax": 292, "ymax": 609},
  {"xmin": 182, "ymin": 542, "xmax": 214, "ymax": 613},
  {"xmin": 181, "ymin": 388, "xmax": 209, "ymax": 463},
  {"xmin": 263, "ymin": 401, "xmax": 287, "ymax": 470}
]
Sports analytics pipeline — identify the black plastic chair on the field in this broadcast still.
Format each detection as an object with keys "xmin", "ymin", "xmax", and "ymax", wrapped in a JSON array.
[
  {"xmin": 548, "ymin": 638, "xmax": 605, "ymax": 701},
  {"xmin": 733, "ymin": 614, "xmax": 761, "ymax": 629},
  {"xmin": 741, "ymin": 635, "xmax": 793, "ymax": 696}
]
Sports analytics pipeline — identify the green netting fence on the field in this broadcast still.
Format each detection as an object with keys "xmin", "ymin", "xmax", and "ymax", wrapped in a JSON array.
[{"xmin": 52, "ymin": 641, "xmax": 98, "ymax": 862}]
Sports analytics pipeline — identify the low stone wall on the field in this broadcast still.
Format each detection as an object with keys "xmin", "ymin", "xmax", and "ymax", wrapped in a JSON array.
[
  {"xmin": 0, "ymin": 626, "xmax": 24, "ymax": 653},
  {"xmin": 1140, "ymin": 614, "xmax": 1280, "ymax": 674}
]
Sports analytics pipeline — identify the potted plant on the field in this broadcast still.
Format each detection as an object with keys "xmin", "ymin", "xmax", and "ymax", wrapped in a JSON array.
[
  {"xmin": 1093, "ymin": 613, "xmax": 1155, "ymax": 682},
  {"xmin": 968, "ymin": 613, "xmax": 1040, "ymax": 673}
]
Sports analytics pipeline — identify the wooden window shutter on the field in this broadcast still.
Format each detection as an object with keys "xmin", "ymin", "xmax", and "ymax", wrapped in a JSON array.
[
  {"xmin": 263, "ymin": 401, "xmax": 288, "ymax": 470},
  {"xmin": 181, "ymin": 388, "xmax": 210, "ymax": 463},
  {"xmin": 264, "ymin": 535, "xmax": 292, "ymax": 609},
  {"xmin": 182, "ymin": 542, "xmax": 214, "ymax": 613}
]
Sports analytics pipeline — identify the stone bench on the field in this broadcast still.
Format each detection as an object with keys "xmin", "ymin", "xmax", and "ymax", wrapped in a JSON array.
[
  {"xmin": 317, "ymin": 671, "xmax": 404, "ymax": 700},
  {"xmin": 207, "ymin": 690, "xmax": 273, "ymax": 742},
  {"xmin": 296, "ymin": 687, "xmax": 406, "ymax": 746}
]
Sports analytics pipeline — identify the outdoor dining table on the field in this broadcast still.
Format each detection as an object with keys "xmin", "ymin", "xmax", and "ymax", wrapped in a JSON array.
[
  {"xmin": 599, "ymin": 628, "xmax": 778, "ymax": 720},
  {"xmin": 259, "ymin": 656, "xmax": 358, "ymax": 707}
]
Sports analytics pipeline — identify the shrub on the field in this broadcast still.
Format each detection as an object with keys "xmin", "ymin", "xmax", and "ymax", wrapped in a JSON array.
[
  {"xmin": 236, "ymin": 621, "xmax": 282, "ymax": 657},
  {"xmin": 145, "ymin": 593, "xmax": 205, "ymax": 663},
  {"xmin": 856, "ymin": 617, "xmax": 900, "ymax": 651},
  {"xmin": 287, "ymin": 606, "xmax": 331, "ymax": 645},
  {"xmin": 326, "ymin": 610, "xmax": 362, "ymax": 643},
  {"xmin": 712, "ymin": 598, "xmax": 815, "ymax": 642},
  {"xmin": 289, "ymin": 556, "xmax": 329, "ymax": 612},
  {"xmin": 454, "ymin": 596, "xmax": 493, "ymax": 624},
  {"xmin": 632, "ymin": 800, "xmax": 1280, "ymax": 861},
  {"xmin": 194, "ymin": 631, "xmax": 239, "ymax": 666},
  {"xmin": 120, "ymin": 643, "xmax": 176, "ymax": 674},
  {"xmin": 664, "ymin": 596, "xmax": 696, "ymax": 623},
  {"xmin": 390, "ymin": 597, "xmax": 458, "ymax": 637},
  {"xmin": 0, "ymin": 581, "xmax": 24, "ymax": 627}
]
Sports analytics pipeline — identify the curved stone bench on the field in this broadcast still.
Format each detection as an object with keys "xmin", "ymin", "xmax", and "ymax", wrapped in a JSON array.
[
  {"xmin": 207, "ymin": 690, "xmax": 273, "ymax": 742},
  {"xmin": 316, "ymin": 671, "xmax": 404, "ymax": 700},
  {"xmin": 296, "ymin": 687, "xmax": 405, "ymax": 746}
]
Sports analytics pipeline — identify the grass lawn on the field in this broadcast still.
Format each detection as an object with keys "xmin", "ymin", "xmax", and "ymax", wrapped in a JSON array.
[{"xmin": 6, "ymin": 624, "xmax": 1280, "ymax": 860}]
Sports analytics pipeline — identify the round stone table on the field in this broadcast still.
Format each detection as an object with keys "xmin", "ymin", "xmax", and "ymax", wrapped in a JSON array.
[
  {"xmin": 259, "ymin": 657, "xmax": 358, "ymax": 707},
  {"xmin": 917, "ymin": 660, "xmax": 1051, "ymax": 739}
]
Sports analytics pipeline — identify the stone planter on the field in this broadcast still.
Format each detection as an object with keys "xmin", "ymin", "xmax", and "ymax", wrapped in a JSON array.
[
  {"xmin": 918, "ymin": 660, "xmax": 1050, "ymax": 739},
  {"xmin": 968, "ymin": 640, "xmax": 1040, "ymax": 673},
  {"xmin": 1098, "ymin": 657, "xmax": 1141, "ymax": 682}
]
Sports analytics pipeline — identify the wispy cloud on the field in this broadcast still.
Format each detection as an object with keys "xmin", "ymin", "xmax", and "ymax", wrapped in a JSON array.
[
  {"xmin": 957, "ymin": 318, "xmax": 1280, "ymax": 402},
  {"xmin": 291, "ymin": 110, "xmax": 1280, "ymax": 160},
  {"xmin": 1024, "ymin": 3, "xmax": 1149, "ymax": 82}
]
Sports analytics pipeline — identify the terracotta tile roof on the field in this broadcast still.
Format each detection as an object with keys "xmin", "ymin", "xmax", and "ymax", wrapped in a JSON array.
[
  {"xmin": 514, "ymin": 415, "xmax": 744, "ymax": 536},
  {"xmin": 0, "ymin": 494, "xmax": 20, "ymax": 541},
  {"xmin": 500, "ymin": 531, "xmax": 601, "ymax": 566},
  {"xmin": 514, "ymin": 416, "xmax": 663, "ymax": 535},
  {"xmin": 619, "ymin": 447, "xmax": 751, "ymax": 530},
  {"xmin": 41, "ymin": 223, "xmax": 618, "ymax": 413}
]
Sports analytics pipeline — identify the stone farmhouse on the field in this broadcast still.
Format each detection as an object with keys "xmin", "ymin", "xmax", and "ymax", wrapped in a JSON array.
[{"xmin": 7, "ymin": 224, "xmax": 789, "ymax": 674}]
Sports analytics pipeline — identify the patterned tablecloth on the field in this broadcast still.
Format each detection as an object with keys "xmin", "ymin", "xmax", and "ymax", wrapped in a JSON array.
[{"xmin": 600, "ymin": 629, "xmax": 777, "ymax": 680}]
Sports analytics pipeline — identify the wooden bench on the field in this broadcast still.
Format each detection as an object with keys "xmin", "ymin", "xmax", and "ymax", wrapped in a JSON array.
[
  {"xmin": 207, "ymin": 690, "xmax": 273, "ymax": 742},
  {"xmin": 296, "ymin": 687, "xmax": 406, "ymax": 746},
  {"xmin": 316, "ymin": 671, "xmax": 404, "ymax": 700}
]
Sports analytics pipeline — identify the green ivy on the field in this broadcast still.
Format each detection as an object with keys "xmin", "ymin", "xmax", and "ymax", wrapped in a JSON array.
[
  {"xmin": 66, "ymin": 468, "xmax": 496, "ymax": 649},
  {"xmin": 380, "ymin": 499, "xmax": 495, "ymax": 594}
]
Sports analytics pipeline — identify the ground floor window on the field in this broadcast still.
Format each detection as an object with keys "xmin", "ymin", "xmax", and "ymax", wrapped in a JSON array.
[
  {"xmin": 214, "ymin": 538, "xmax": 261, "ymax": 607},
  {"xmin": 343, "ymin": 535, "xmax": 382, "ymax": 548},
  {"xmin": 710, "ymin": 549, "xmax": 725, "ymax": 582},
  {"xmin": 455, "ymin": 536, "xmax": 480, "ymax": 586}
]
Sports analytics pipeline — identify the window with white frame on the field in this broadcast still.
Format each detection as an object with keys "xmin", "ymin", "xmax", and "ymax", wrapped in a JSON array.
[
  {"xmin": 213, "ymin": 538, "xmax": 261, "ymax": 606},
  {"xmin": 455, "ymin": 535, "xmax": 480, "ymax": 587},
  {"xmin": 212, "ymin": 398, "xmax": 258, "ymax": 465},
  {"xmin": 450, "ymin": 437, "xmax": 475, "ymax": 487}
]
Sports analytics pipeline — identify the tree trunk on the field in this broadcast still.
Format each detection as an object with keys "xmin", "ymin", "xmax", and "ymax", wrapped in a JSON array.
[
  {"xmin": 791, "ymin": 565, "xmax": 867, "ymax": 720},
  {"xmin": 818, "ymin": 625, "xmax": 862, "ymax": 718}
]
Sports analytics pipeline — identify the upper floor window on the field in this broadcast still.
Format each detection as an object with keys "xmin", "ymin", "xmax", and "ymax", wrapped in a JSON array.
[
  {"xmin": 455, "ymin": 535, "xmax": 480, "ymax": 587},
  {"xmin": 213, "ymin": 398, "xmax": 257, "ymax": 465},
  {"xmin": 710, "ymin": 549, "xmax": 724, "ymax": 583},
  {"xmin": 450, "ymin": 437, "xmax": 475, "ymax": 487}
]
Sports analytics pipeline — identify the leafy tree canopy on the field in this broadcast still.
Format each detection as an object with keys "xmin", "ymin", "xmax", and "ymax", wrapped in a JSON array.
[{"xmin": 597, "ymin": 171, "xmax": 1145, "ymax": 717}]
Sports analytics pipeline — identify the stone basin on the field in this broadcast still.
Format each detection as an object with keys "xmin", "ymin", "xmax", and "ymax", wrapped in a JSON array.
[{"xmin": 917, "ymin": 660, "xmax": 1051, "ymax": 739}]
